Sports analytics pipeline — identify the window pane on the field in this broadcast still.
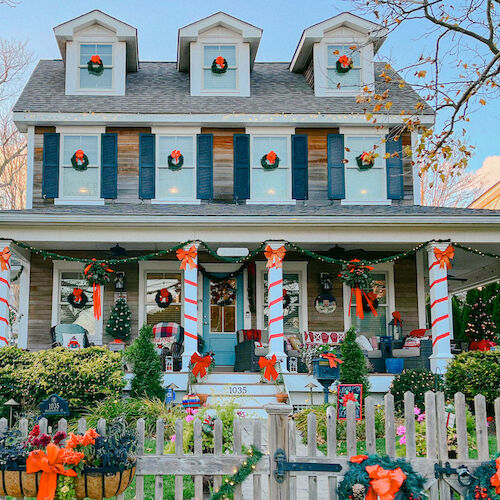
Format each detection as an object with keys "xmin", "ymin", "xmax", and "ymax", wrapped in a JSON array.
[
  {"xmin": 61, "ymin": 167, "xmax": 99, "ymax": 198},
  {"xmin": 223, "ymin": 307, "xmax": 236, "ymax": 333},
  {"xmin": 251, "ymin": 168, "xmax": 290, "ymax": 201},
  {"xmin": 327, "ymin": 68, "xmax": 361, "ymax": 90},
  {"xmin": 80, "ymin": 68, "xmax": 112, "ymax": 89},
  {"xmin": 146, "ymin": 272, "xmax": 182, "ymax": 325},
  {"xmin": 203, "ymin": 46, "xmax": 236, "ymax": 66},
  {"xmin": 327, "ymin": 45, "xmax": 360, "ymax": 66},
  {"xmin": 345, "ymin": 136, "xmax": 383, "ymax": 167},
  {"xmin": 345, "ymin": 168, "xmax": 386, "ymax": 201},
  {"xmin": 60, "ymin": 272, "xmax": 93, "ymax": 303},
  {"xmin": 203, "ymin": 69, "xmax": 237, "ymax": 90},
  {"xmin": 253, "ymin": 137, "xmax": 288, "ymax": 165},
  {"xmin": 80, "ymin": 44, "xmax": 112, "ymax": 65},
  {"xmin": 211, "ymin": 306, "xmax": 223, "ymax": 332},
  {"xmin": 352, "ymin": 306, "xmax": 387, "ymax": 337},
  {"xmin": 63, "ymin": 136, "xmax": 98, "ymax": 166},
  {"xmin": 157, "ymin": 168, "xmax": 196, "ymax": 200},
  {"xmin": 263, "ymin": 273, "xmax": 300, "ymax": 334},
  {"xmin": 158, "ymin": 136, "xmax": 194, "ymax": 166}
]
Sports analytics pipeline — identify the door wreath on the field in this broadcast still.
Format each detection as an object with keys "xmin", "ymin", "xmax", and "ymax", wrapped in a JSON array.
[
  {"xmin": 336, "ymin": 55, "xmax": 353, "ymax": 73},
  {"xmin": 261, "ymin": 151, "xmax": 280, "ymax": 170},
  {"xmin": 211, "ymin": 56, "xmax": 228, "ymax": 74},
  {"xmin": 211, "ymin": 281, "xmax": 236, "ymax": 306},
  {"xmin": 168, "ymin": 150, "xmax": 184, "ymax": 170},
  {"xmin": 356, "ymin": 152, "xmax": 375, "ymax": 170}
]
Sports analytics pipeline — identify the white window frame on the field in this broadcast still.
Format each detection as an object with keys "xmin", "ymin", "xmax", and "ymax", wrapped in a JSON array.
[
  {"xmin": 326, "ymin": 43, "xmax": 362, "ymax": 90},
  {"xmin": 255, "ymin": 261, "xmax": 308, "ymax": 335},
  {"xmin": 342, "ymin": 262, "xmax": 395, "ymax": 333},
  {"xmin": 201, "ymin": 43, "xmax": 239, "ymax": 93},
  {"xmin": 340, "ymin": 126, "xmax": 391, "ymax": 205},
  {"xmin": 51, "ymin": 261, "xmax": 104, "ymax": 345},
  {"xmin": 247, "ymin": 126, "xmax": 295, "ymax": 205},
  {"xmin": 55, "ymin": 126, "xmax": 105, "ymax": 206},
  {"xmin": 78, "ymin": 42, "xmax": 114, "ymax": 92}
]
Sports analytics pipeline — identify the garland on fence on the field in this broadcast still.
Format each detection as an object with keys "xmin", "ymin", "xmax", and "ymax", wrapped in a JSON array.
[
  {"xmin": 210, "ymin": 446, "xmax": 263, "ymax": 500},
  {"xmin": 465, "ymin": 456, "xmax": 500, "ymax": 500}
]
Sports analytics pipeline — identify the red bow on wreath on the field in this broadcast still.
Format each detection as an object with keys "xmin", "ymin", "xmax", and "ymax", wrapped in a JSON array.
[
  {"xmin": 74, "ymin": 149, "xmax": 85, "ymax": 161},
  {"xmin": 72, "ymin": 288, "xmax": 83, "ymax": 303},
  {"xmin": 0, "ymin": 247, "xmax": 11, "ymax": 271},
  {"xmin": 265, "ymin": 245, "xmax": 286, "ymax": 269},
  {"xmin": 491, "ymin": 457, "xmax": 500, "ymax": 494},
  {"xmin": 338, "ymin": 55, "xmax": 352, "ymax": 68},
  {"xmin": 176, "ymin": 246, "xmax": 197, "ymax": 270},
  {"xmin": 365, "ymin": 465, "xmax": 407, "ymax": 500},
  {"xmin": 320, "ymin": 353, "xmax": 343, "ymax": 369},
  {"xmin": 190, "ymin": 352, "xmax": 213, "ymax": 379},
  {"xmin": 90, "ymin": 55, "xmax": 101, "ymax": 64},
  {"xmin": 266, "ymin": 151, "xmax": 277, "ymax": 165},
  {"xmin": 159, "ymin": 288, "xmax": 170, "ymax": 302},
  {"xmin": 215, "ymin": 56, "xmax": 225, "ymax": 69},
  {"xmin": 434, "ymin": 245, "xmax": 455, "ymax": 270},
  {"xmin": 171, "ymin": 149, "xmax": 181, "ymax": 160},
  {"xmin": 259, "ymin": 355, "xmax": 278, "ymax": 381}
]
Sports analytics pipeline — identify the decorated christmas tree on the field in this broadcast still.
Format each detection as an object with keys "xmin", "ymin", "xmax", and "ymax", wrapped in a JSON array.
[
  {"xmin": 464, "ymin": 296, "xmax": 496, "ymax": 342},
  {"xmin": 340, "ymin": 327, "xmax": 370, "ymax": 394},
  {"xmin": 105, "ymin": 298, "xmax": 132, "ymax": 341}
]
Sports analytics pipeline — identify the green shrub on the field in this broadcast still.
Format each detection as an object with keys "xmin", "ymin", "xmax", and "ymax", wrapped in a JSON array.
[
  {"xmin": 340, "ymin": 327, "xmax": 370, "ymax": 394},
  {"xmin": 390, "ymin": 369, "xmax": 445, "ymax": 413},
  {"xmin": 445, "ymin": 351, "xmax": 500, "ymax": 405}
]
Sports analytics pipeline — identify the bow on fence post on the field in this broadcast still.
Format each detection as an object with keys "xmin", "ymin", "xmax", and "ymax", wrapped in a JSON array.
[
  {"xmin": 259, "ymin": 355, "xmax": 278, "ymax": 381},
  {"xmin": 365, "ymin": 464, "xmax": 407, "ymax": 500},
  {"xmin": 190, "ymin": 352, "xmax": 213, "ymax": 379}
]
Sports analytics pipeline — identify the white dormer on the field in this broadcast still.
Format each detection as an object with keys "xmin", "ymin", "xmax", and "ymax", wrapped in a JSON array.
[
  {"xmin": 290, "ymin": 13, "xmax": 387, "ymax": 97},
  {"xmin": 178, "ymin": 12, "xmax": 262, "ymax": 97},
  {"xmin": 54, "ymin": 10, "xmax": 138, "ymax": 96}
]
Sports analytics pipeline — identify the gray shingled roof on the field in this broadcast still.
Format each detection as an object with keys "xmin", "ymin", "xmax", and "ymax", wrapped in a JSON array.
[{"xmin": 13, "ymin": 61, "xmax": 434, "ymax": 115}]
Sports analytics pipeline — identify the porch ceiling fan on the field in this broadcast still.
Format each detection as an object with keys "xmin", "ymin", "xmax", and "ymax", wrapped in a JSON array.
[{"xmin": 109, "ymin": 243, "xmax": 127, "ymax": 257}]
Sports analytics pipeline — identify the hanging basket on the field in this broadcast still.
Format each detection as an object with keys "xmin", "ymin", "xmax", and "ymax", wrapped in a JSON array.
[
  {"xmin": 0, "ymin": 466, "xmax": 40, "ymax": 498},
  {"xmin": 75, "ymin": 465, "xmax": 136, "ymax": 500}
]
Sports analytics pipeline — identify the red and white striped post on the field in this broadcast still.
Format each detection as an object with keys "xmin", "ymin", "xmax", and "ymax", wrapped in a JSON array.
[
  {"xmin": 265, "ymin": 242, "xmax": 287, "ymax": 372},
  {"xmin": 427, "ymin": 243, "xmax": 454, "ymax": 373},
  {"xmin": 176, "ymin": 243, "xmax": 199, "ymax": 372},
  {"xmin": 0, "ymin": 246, "xmax": 11, "ymax": 345}
]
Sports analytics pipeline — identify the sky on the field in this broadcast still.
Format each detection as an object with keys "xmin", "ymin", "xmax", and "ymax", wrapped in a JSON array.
[{"xmin": 1, "ymin": 0, "xmax": 498, "ymax": 185}]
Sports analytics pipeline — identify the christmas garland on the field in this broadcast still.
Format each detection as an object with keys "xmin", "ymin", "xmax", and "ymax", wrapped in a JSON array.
[
  {"xmin": 336, "ymin": 55, "xmax": 353, "ymax": 73},
  {"xmin": 261, "ymin": 151, "xmax": 280, "ymax": 170},
  {"xmin": 210, "ymin": 446, "xmax": 263, "ymax": 500},
  {"xmin": 211, "ymin": 56, "xmax": 228, "ymax": 74},
  {"xmin": 10, "ymin": 265, "xmax": 23, "ymax": 282},
  {"xmin": 155, "ymin": 288, "xmax": 173, "ymax": 308},
  {"xmin": 87, "ymin": 55, "xmax": 104, "ymax": 75},
  {"xmin": 168, "ymin": 150, "xmax": 184, "ymax": 170},
  {"xmin": 465, "ymin": 456, "xmax": 500, "ymax": 500},
  {"xmin": 71, "ymin": 150, "xmax": 89, "ymax": 171},
  {"xmin": 356, "ymin": 152, "xmax": 375, "ymax": 170},
  {"xmin": 337, "ymin": 454, "xmax": 427, "ymax": 500},
  {"xmin": 67, "ymin": 288, "xmax": 88, "ymax": 309}
]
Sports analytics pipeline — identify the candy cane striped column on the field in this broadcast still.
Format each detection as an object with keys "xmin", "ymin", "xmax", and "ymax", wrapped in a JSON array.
[
  {"xmin": 266, "ymin": 242, "xmax": 287, "ymax": 372},
  {"xmin": 0, "ymin": 246, "xmax": 11, "ymax": 344},
  {"xmin": 427, "ymin": 243, "xmax": 453, "ymax": 374},
  {"xmin": 182, "ymin": 243, "xmax": 199, "ymax": 372}
]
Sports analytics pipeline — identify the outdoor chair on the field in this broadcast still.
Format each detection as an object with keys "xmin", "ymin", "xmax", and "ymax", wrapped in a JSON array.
[
  {"xmin": 234, "ymin": 329, "xmax": 269, "ymax": 372},
  {"xmin": 50, "ymin": 324, "xmax": 92, "ymax": 349}
]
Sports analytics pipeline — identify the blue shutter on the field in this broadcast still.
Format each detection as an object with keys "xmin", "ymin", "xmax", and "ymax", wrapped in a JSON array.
[
  {"xmin": 197, "ymin": 134, "xmax": 213, "ymax": 200},
  {"xmin": 327, "ymin": 134, "xmax": 345, "ymax": 199},
  {"xmin": 100, "ymin": 133, "xmax": 118, "ymax": 199},
  {"xmin": 292, "ymin": 134, "xmax": 308, "ymax": 200},
  {"xmin": 42, "ymin": 133, "xmax": 60, "ymax": 199},
  {"xmin": 139, "ymin": 133, "xmax": 155, "ymax": 199},
  {"xmin": 386, "ymin": 134, "xmax": 404, "ymax": 200},
  {"xmin": 233, "ymin": 134, "xmax": 250, "ymax": 200}
]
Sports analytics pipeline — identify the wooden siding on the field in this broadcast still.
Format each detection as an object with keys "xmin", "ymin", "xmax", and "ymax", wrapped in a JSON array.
[
  {"xmin": 394, "ymin": 256, "xmax": 419, "ymax": 332},
  {"xmin": 33, "ymin": 126, "xmax": 56, "ymax": 208},
  {"xmin": 304, "ymin": 58, "xmax": 314, "ymax": 89}
]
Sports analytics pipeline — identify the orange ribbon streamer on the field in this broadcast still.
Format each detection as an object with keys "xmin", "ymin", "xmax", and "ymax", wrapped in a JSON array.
[
  {"xmin": 259, "ymin": 354, "xmax": 278, "ymax": 381},
  {"xmin": 171, "ymin": 149, "xmax": 181, "ymax": 160},
  {"xmin": 392, "ymin": 311, "xmax": 402, "ymax": 326},
  {"xmin": 176, "ymin": 246, "xmax": 197, "ymax": 270},
  {"xmin": 365, "ymin": 464, "xmax": 407, "ymax": 500},
  {"xmin": 215, "ymin": 56, "xmax": 225, "ymax": 69},
  {"xmin": 0, "ymin": 247, "xmax": 10, "ymax": 271},
  {"xmin": 190, "ymin": 352, "xmax": 213, "ymax": 379},
  {"xmin": 265, "ymin": 245, "xmax": 286, "ymax": 269},
  {"xmin": 491, "ymin": 456, "xmax": 500, "ymax": 494},
  {"xmin": 434, "ymin": 245, "xmax": 455, "ymax": 270},
  {"xmin": 26, "ymin": 443, "xmax": 78, "ymax": 500},
  {"xmin": 349, "ymin": 288, "xmax": 378, "ymax": 320},
  {"xmin": 92, "ymin": 283, "xmax": 101, "ymax": 320},
  {"xmin": 90, "ymin": 55, "xmax": 101, "ymax": 64},
  {"xmin": 320, "ymin": 353, "xmax": 343, "ymax": 369},
  {"xmin": 266, "ymin": 151, "xmax": 277, "ymax": 164},
  {"xmin": 72, "ymin": 288, "xmax": 83, "ymax": 303}
]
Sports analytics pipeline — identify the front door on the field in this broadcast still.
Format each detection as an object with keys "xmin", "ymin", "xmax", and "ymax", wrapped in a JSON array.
[{"xmin": 202, "ymin": 274, "xmax": 244, "ymax": 366}]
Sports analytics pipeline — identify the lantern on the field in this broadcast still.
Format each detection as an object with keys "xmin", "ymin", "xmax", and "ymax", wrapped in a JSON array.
[
  {"xmin": 388, "ymin": 311, "xmax": 403, "ymax": 340},
  {"xmin": 319, "ymin": 273, "xmax": 333, "ymax": 293}
]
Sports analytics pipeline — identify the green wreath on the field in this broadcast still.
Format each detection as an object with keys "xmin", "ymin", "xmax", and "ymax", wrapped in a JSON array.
[
  {"xmin": 464, "ymin": 457, "xmax": 500, "ymax": 500},
  {"xmin": 211, "ymin": 57, "xmax": 228, "ymax": 74},
  {"xmin": 83, "ymin": 259, "xmax": 114, "ymax": 287},
  {"xmin": 87, "ymin": 56, "xmax": 104, "ymax": 75},
  {"xmin": 261, "ymin": 154, "xmax": 280, "ymax": 170},
  {"xmin": 338, "ymin": 260, "xmax": 373, "ymax": 290},
  {"xmin": 337, "ymin": 454, "xmax": 427, "ymax": 500},
  {"xmin": 71, "ymin": 151, "xmax": 89, "ymax": 171},
  {"xmin": 336, "ymin": 57, "xmax": 353, "ymax": 74},
  {"xmin": 356, "ymin": 153, "xmax": 374, "ymax": 171},
  {"xmin": 168, "ymin": 153, "xmax": 184, "ymax": 171}
]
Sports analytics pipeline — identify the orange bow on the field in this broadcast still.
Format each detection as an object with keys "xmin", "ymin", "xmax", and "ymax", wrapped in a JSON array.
[
  {"xmin": 74, "ymin": 149, "xmax": 84, "ymax": 160},
  {"xmin": 171, "ymin": 149, "xmax": 181, "ymax": 160},
  {"xmin": 266, "ymin": 151, "xmax": 277, "ymax": 164},
  {"xmin": 350, "ymin": 454, "xmax": 368, "ymax": 464},
  {"xmin": 365, "ymin": 465, "xmax": 407, "ymax": 500},
  {"xmin": 72, "ymin": 288, "xmax": 83, "ymax": 303},
  {"xmin": 392, "ymin": 311, "xmax": 402, "ymax": 326},
  {"xmin": 190, "ymin": 352, "xmax": 213, "ymax": 379},
  {"xmin": 90, "ymin": 55, "xmax": 101, "ymax": 64},
  {"xmin": 215, "ymin": 56, "xmax": 225, "ymax": 69},
  {"xmin": 341, "ymin": 391, "xmax": 357, "ymax": 406},
  {"xmin": 259, "ymin": 355, "xmax": 278, "ymax": 381},
  {"xmin": 320, "ymin": 353, "xmax": 343, "ymax": 369},
  {"xmin": 176, "ymin": 246, "xmax": 197, "ymax": 270},
  {"xmin": 26, "ymin": 443, "xmax": 78, "ymax": 500},
  {"xmin": 338, "ymin": 55, "xmax": 352, "ymax": 68},
  {"xmin": 0, "ymin": 247, "xmax": 10, "ymax": 271},
  {"xmin": 491, "ymin": 457, "xmax": 500, "ymax": 494},
  {"xmin": 434, "ymin": 245, "xmax": 454, "ymax": 270},
  {"xmin": 265, "ymin": 245, "xmax": 286, "ymax": 269}
]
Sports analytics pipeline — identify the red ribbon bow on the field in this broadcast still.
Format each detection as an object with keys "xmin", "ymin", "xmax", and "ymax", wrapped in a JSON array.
[
  {"xmin": 72, "ymin": 288, "xmax": 83, "ymax": 303},
  {"xmin": 0, "ymin": 247, "xmax": 10, "ymax": 271},
  {"xmin": 26, "ymin": 443, "xmax": 78, "ymax": 500},
  {"xmin": 265, "ymin": 245, "xmax": 286, "ymax": 269},
  {"xmin": 259, "ymin": 355, "xmax": 278, "ymax": 381},
  {"xmin": 365, "ymin": 465, "xmax": 407, "ymax": 500},
  {"xmin": 341, "ymin": 391, "xmax": 357, "ymax": 406},
  {"xmin": 74, "ymin": 149, "xmax": 85, "ymax": 161},
  {"xmin": 491, "ymin": 457, "xmax": 500, "ymax": 494},
  {"xmin": 392, "ymin": 311, "xmax": 402, "ymax": 326},
  {"xmin": 215, "ymin": 56, "xmax": 225, "ymax": 69},
  {"xmin": 190, "ymin": 352, "xmax": 213, "ymax": 379},
  {"xmin": 320, "ymin": 353, "xmax": 343, "ymax": 369},
  {"xmin": 350, "ymin": 454, "xmax": 368, "ymax": 464},
  {"xmin": 159, "ymin": 288, "xmax": 170, "ymax": 302},
  {"xmin": 176, "ymin": 246, "xmax": 198, "ymax": 270},
  {"xmin": 266, "ymin": 151, "xmax": 277, "ymax": 164},
  {"xmin": 90, "ymin": 55, "xmax": 101, "ymax": 64},
  {"xmin": 434, "ymin": 245, "xmax": 455, "ymax": 270},
  {"xmin": 171, "ymin": 149, "xmax": 181, "ymax": 160},
  {"xmin": 338, "ymin": 55, "xmax": 352, "ymax": 68}
]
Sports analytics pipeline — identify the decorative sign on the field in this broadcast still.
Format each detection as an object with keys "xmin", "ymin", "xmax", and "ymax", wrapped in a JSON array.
[
  {"xmin": 39, "ymin": 394, "xmax": 70, "ymax": 417},
  {"xmin": 223, "ymin": 385, "xmax": 249, "ymax": 395},
  {"xmin": 337, "ymin": 384, "xmax": 363, "ymax": 421},
  {"xmin": 165, "ymin": 387, "xmax": 176, "ymax": 404}
]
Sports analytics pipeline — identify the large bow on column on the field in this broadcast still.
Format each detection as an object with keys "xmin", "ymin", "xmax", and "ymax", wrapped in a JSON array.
[
  {"xmin": 320, "ymin": 353, "xmax": 343, "ymax": 368},
  {"xmin": 176, "ymin": 246, "xmax": 198, "ymax": 270},
  {"xmin": 265, "ymin": 245, "xmax": 286, "ymax": 269},
  {"xmin": 26, "ymin": 443, "xmax": 78, "ymax": 500},
  {"xmin": 259, "ymin": 354, "xmax": 278, "ymax": 381},
  {"xmin": 434, "ymin": 245, "xmax": 455, "ymax": 269},
  {"xmin": 190, "ymin": 352, "xmax": 213, "ymax": 379},
  {"xmin": 491, "ymin": 456, "xmax": 500, "ymax": 494},
  {"xmin": 0, "ymin": 247, "xmax": 11, "ymax": 271},
  {"xmin": 365, "ymin": 465, "xmax": 407, "ymax": 500}
]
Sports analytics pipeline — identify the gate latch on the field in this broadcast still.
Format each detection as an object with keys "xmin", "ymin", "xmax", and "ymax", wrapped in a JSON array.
[
  {"xmin": 273, "ymin": 449, "xmax": 342, "ymax": 483},
  {"xmin": 434, "ymin": 462, "xmax": 473, "ymax": 486}
]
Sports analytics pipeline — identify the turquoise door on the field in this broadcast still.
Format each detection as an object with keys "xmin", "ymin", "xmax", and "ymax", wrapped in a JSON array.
[{"xmin": 202, "ymin": 274, "xmax": 244, "ymax": 366}]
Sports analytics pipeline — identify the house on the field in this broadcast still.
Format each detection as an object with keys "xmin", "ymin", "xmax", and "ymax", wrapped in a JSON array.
[
  {"xmin": 1, "ymin": 10, "xmax": 499, "ymax": 405},
  {"xmin": 469, "ymin": 180, "xmax": 500, "ymax": 210}
]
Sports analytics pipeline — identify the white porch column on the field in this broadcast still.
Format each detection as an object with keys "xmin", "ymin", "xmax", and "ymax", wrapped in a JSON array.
[
  {"xmin": 180, "ymin": 243, "xmax": 200, "ymax": 372},
  {"xmin": 0, "ymin": 243, "xmax": 11, "ymax": 344},
  {"xmin": 427, "ymin": 243, "xmax": 454, "ymax": 374},
  {"xmin": 265, "ymin": 241, "xmax": 287, "ymax": 372}
]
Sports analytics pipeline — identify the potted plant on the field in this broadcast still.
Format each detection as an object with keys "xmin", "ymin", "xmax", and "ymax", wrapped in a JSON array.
[
  {"xmin": 258, "ymin": 355, "xmax": 288, "ymax": 403},
  {"xmin": 275, "ymin": 372, "xmax": 288, "ymax": 403},
  {"xmin": 189, "ymin": 351, "xmax": 215, "ymax": 405}
]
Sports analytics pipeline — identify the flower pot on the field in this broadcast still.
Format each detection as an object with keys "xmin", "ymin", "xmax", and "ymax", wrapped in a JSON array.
[
  {"xmin": 0, "ymin": 467, "xmax": 40, "ymax": 498},
  {"xmin": 276, "ymin": 392, "xmax": 288, "ymax": 403},
  {"xmin": 197, "ymin": 393, "xmax": 208, "ymax": 405},
  {"xmin": 312, "ymin": 358, "xmax": 340, "ymax": 381},
  {"xmin": 75, "ymin": 466, "xmax": 136, "ymax": 500}
]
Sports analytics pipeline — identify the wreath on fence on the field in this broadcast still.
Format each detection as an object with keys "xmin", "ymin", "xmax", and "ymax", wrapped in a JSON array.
[
  {"xmin": 155, "ymin": 288, "xmax": 173, "ymax": 308},
  {"xmin": 261, "ymin": 151, "xmax": 280, "ymax": 170},
  {"xmin": 71, "ymin": 150, "xmax": 89, "ymax": 171},
  {"xmin": 338, "ymin": 454, "xmax": 427, "ymax": 500},
  {"xmin": 336, "ymin": 55, "xmax": 353, "ymax": 73},
  {"xmin": 168, "ymin": 150, "xmax": 184, "ymax": 170},
  {"xmin": 67, "ymin": 288, "xmax": 88, "ymax": 309},
  {"xmin": 211, "ymin": 281, "xmax": 236, "ymax": 306},
  {"xmin": 87, "ymin": 55, "xmax": 104, "ymax": 75},
  {"xmin": 211, "ymin": 56, "xmax": 228, "ymax": 74},
  {"xmin": 465, "ymin": 456, "xmax": 500, "ymax": 500}
]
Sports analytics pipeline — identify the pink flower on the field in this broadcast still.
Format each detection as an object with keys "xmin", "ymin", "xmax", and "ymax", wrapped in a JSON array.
[
  {"xmin": 170, "ymin": 434, "xmax": 176, "ymax": 442},
  {"xmin": 185, "ymin": 415, "xmax": 194, "ymax": 423},
  {"xmin": 396, "ymin": 425, "xmax": 406, "ymax": 436},
  {"xmin": 414, "ymin": 407, "xmax": 421, "ymax": 416},
  {"xmin": 399, "ymin": 435, "xmax": 406, "ymax": 445},
  {"xmin": 417, "ymin": 413, "xmax": 426, "ymax": 422}
]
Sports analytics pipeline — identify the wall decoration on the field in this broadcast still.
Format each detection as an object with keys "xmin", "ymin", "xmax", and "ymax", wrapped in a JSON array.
[
  {"xmin": 337, "ymin": 383, "xmax": 363, "ymax": 420},
  {"xmin": 261, "ymin": 151, "xmax": 280, "ymax": 170},
  {"xmin": 168, "ymin": 149, "xmax": 184, "ymax": 170},
  {"xmin": 155, "ymin": 288, "xmax": 173, "ymax": 309},
  {"xmin": 71, "ymin": 149, "xmax": 89, "ymax": 171},
  {"xmin": 356, "ymin": 151, "xmax": 375, "ymax": 170},
  {"xmin": 87, "ymin": 54, "xmax": 104, "ymax": 75},
  {"xmin": 67, "ymin": 288, "xmax": 88, "ymax": 309},
  {"xmin": 314, "ymin": 294, "xmax": 337, "ymax": 314},
  {"xmin": 339, "ymin": 259, "xmax": 377, "ymax": 319},
  {"xmin": 211, "ymin": 280, "xmax": 236, "ymax": 306},
  {"xmin": 211, "ymin": 56, "xmax": 228, "ymax": 74},
  {"xmin": 336, "ymin": 55, "xmax": 353, "ymax": 73},
  {"xmin": 83, "ymin": 259, "xmax": 114, "ymax": 320}
]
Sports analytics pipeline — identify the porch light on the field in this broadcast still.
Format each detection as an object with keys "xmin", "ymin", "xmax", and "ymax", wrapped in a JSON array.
[
  {"xmin": 114, "ymin": 272, "xmax": 127, "ymax": 292},
  {"xmin": 388, "ymin": 311, "xmax": 403, "ymax": 340},
  {"xmin": 169, "ymin": 187, "xmax": 179, "ymax": 194},
  {"xmin": 319, "ymin": 273, "xmax": 333, "ymax": 293},
  {"xmin": 267, "ymin": 188, "xmax": 276, "ymax": 195}
]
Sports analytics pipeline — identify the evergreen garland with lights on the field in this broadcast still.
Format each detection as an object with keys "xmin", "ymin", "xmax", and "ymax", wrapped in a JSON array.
[
  {"xmin": 464, "ymin": 456, "xmax": 500, "ymax": 500},
  {"xmin": 105, "ymin": 298, "xmax": 132, "ymax": 341},
  {"xmin": 464, "ymin": 295, "xmax": 497, "ymax": 342}
]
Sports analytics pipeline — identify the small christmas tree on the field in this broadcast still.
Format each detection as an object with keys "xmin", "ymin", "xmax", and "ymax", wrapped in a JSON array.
[
  {"xmin": 464, "ymin": 296, "xmax": 496, "ymax": 342},
  {"xmin": 340, "ymin": 327, "xmax": 370, "ymax": 394},
  {"xmin": 106, "ymin": 298, "xmax": 132, "ymax": 341}
]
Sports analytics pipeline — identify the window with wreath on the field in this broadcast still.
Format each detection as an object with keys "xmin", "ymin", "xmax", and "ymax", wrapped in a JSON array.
[
  {"xmin": 145, "ymin": 272, "xmax": 182, "ymax": 325},
  {"xmin": 210, "ymin": 278, "xmax": 237, "ymax": 333},
  {"xmin": 203, "ymin": 45, "xmax": 237, "ymax": 90},
  {"xmin": 79, "ymin": 44, "xmax": 113, "ymax": 89},
  {"xmin": 327, "ymin": 44, "xmax": 361, "ymax": 90}
]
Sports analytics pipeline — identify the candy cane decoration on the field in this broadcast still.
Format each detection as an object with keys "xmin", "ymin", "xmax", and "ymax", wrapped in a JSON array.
[
  {"xmin": 427, "ymin": 244, "xmax": 454, "ymax": 373},
  {"xmin": 0, "ymin": 247, "xmax": 11, "ymax": 343}
]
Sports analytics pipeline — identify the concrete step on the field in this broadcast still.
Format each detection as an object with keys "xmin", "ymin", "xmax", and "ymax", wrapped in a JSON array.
[
  {"xmin": 202, "ymin": 372, "xmax": 263, "ymax": 384},
  {"xmin": 192, "ymin": 383, "xmax": 278, "ymax": 396}
]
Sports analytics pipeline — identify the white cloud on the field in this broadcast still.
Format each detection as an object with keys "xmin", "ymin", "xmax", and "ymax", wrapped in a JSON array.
[{"xmin": 474, "ymin": 156, "xmax": 500, "ymax": 190}]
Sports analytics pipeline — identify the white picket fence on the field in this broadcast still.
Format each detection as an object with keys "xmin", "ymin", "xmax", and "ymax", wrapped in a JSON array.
[{"xmin": 0, "ymin": 391, "xmax": 499, "ymax": 499}]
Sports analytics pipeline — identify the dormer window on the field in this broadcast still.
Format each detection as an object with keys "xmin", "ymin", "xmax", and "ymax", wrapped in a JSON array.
[
  {"xmin": 203, "ymin": 45, "xmax": 237, "ymax": 91},
  {"xmin": 327, "ymin": 45, "xmax": 361, "ymax": 91},
  {"xmin": 79, "ymin": 44, "xmax": 113, "ymax": 89}
]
